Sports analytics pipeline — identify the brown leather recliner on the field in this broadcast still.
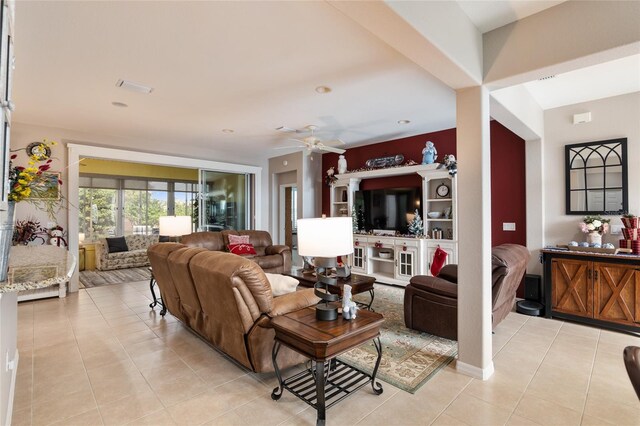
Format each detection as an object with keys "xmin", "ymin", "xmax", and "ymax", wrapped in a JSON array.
[
  {"xmin": 147, "ymin": 243, "xmax": 319, "ymax": 373},
  {"xmin": 404, "ymin": 244, "xmax": 530, "ymax": 340},
  {"xmin": 180, "ymin": 230, "xmax": 291, "ymax": 273}
]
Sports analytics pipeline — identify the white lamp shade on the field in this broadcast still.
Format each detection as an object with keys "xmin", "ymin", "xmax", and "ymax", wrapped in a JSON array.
[
  {"xmin": 159, "ymin": 216, "xmax": 192, "ymax": 237},
  {"xmin": 297, "ymin": 217, "xmax": 353, "ymax": 257}
]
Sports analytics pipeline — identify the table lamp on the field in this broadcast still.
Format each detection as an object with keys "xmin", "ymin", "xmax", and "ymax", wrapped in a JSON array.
[
  {"xmin": 297, "ymin": 216, "xmax": 354, "ymax": 320},
  {"xmin": 159, "ymin": 215, "xmax": 192, "ymax": 242}
]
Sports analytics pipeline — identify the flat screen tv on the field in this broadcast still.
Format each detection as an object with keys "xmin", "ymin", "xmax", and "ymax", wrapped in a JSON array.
[{"xmin": 354, "ymin": 187, "xmax": 421, "ymax": 234}]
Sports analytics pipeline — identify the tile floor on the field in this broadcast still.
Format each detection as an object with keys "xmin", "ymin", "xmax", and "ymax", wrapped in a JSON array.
[{"xmin": 10, "ymin": 281, "xmax": 640, "ymax": 426}]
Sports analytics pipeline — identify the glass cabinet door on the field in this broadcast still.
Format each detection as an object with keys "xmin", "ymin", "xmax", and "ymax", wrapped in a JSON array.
[
  {"xmin": 199, "ymin": 170, "xmax": 250, "ymax": 231},
  {"xmin": 396, "ymin": 249, "xmax": 415, "ymax": 278}
]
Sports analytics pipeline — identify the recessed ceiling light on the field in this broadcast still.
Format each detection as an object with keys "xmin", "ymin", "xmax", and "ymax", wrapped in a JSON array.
[
  {"xmin": 222, "ymin": 129, "xmax": 234, "ymax": 134},
  {"xmin": 315, "ymin": 86, "xmax": 331, "ymax": 94},
  {"xmin": 111, "ymin": 101, "xmax": 128, "ymax": 107},
  {"xmin": 116, "ymin": 79, "xmax": 154, "ymax": 94},
  {"xmin": 397, "ymin": 119, "xmax": 411, "ymax": 125}
]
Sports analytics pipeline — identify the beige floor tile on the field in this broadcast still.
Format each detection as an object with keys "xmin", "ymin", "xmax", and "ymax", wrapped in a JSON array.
[
  {"xmin": 126, "ymin": 409, "xmax": 177, "ymax": 425},
  {"xmin": 98, "ymin": 387, "xmax": 164, "ymax": 426},
  {"xmin": 106, "ymin": 314, "xmax": 144, "ymax": 328},
  {"xmin": 148, "ymin": 370, "xmax": 209, "ymax": 407},
  {"xmin": 462, "ymin": 372, "xmax": 527, "ymax": 411},
  {"xmin": 166, "ymin": 390, "xmax": 235, "ymax": 425},
  {"xmin": 443, "ymin": 393, "xmax": 512, "ymax": 426},
  {"xmin": 193, "ymin": 356, "xmax": 249, "ymax": 387},
  {"xmin": 583, "ymin": 393, "xmax": 640, "ymax": 425},
  {"xmin": 10, "ymin": 407, "xmax": 32, "ymax": 426},
  {"xmin": 588, "ymin": 370, "xmax": 638, "ymax": 408},
  {"xmin": 82, "ymin": 345, "xmax": 131, "ymax": 371},
  {"xmin": 139, "ymin": 358, "xmax": 194, "ymax": 381},
  {"xmin": 49, "ymin": 408, "xmax": 104, "ymax": 426},
  {"xmin": 525, "ymin": 367, "xmax": 589, "ymax": 412},
  {"xmin": 580, "ymin": 414, "xmax": 617, "ymax": 425},
  {"xmin": 505, "ymin": 414, "xmax": 542, "ymax": 425},
  {"xmin": 117, "ymin": 329, "xmax": 159, "ymax": 347},
  {"xmin": 359, "ymin": 387, "xmax": 451, "ymax": 425},
  {"xmin": 514, "ymin": 394, "xmax": 582, "ymax": 426},
  {"xmin": 33, "ymin": 370, "xmax": 92, "ymax": 404},
  {"xmin": 32, "ymin": 388, "xmax": 97, "ymax": 425},
  {"xmin": 431, "ymin": 413, "xmax": 472, "ymax": 426},
  {"xmin": 204, "ymin": 410, "xmax": 252, "ymax": 426}
]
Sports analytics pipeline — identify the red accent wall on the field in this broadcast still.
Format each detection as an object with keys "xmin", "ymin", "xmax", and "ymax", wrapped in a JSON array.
[
  {"xmin": 490, "ymin": 121, "xmax": 526, "ymax": 247},
  {"xmin": 321, "ymin": 122, "xmax": 526, "ymax": 249}
]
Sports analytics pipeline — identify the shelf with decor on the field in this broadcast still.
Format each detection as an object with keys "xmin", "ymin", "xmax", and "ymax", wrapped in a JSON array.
[{"xmin": 329, "ymin": 163, "xmax": 457, "ymax": 285}]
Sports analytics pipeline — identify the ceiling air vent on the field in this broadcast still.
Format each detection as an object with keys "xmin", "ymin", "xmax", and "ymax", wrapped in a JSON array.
[
  {"xmin": 538, "ymin": 75, "xmax": 556, "ymax": 81},
  {"xmin": 116, "ymin": 79, "xmax": 154, "ymax": 94}
]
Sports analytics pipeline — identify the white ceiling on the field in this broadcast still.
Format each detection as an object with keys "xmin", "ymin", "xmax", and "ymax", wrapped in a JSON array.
[
  {"xmin": 523, "ymin": 55, "xmax": 640, "ymax": 110},
  {"xmin": 12, "ymin": 1, "xmax": 637, "ymax": 162},
  {"xmin": 457, "ymin": 0, "xmax": 566, "ymax": 33},
  {"xmin": 13, "ymin": 1, "xmax": 456, "ymax": 161}
]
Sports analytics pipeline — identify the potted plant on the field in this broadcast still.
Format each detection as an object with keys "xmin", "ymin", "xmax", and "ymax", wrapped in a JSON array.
[{"xmin": 579, "ymin": 215, "xmax": 610, "ymax": 245}]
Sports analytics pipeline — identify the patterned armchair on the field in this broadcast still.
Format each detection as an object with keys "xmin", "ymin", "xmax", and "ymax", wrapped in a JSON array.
[{"xmin": 95, "ymin": 234, "xmax": 159, "ymax": 271}]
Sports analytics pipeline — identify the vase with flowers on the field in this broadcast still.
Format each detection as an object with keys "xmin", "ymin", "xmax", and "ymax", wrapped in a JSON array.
[
  {"xmin": 579, "ymin": 215, "xmax": 610, "ymax": 245},
  {"xmin": 1, "ymin": 139, "xmax": 60, "ymax": 281}
]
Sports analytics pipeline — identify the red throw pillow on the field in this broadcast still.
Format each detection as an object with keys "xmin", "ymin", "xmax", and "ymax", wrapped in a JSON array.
[
  {"xmin": 228, "ymin": 243, "xmax": 257, "ymax": 256},
  {"xmin": 430, "ymin": 246, "xmax": 448, "ymax": 276}
]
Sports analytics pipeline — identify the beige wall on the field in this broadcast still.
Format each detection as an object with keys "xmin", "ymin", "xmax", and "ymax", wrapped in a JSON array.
[{"xmin": 543, "ymin": 92, "xmax": 640, "ymax": 247}]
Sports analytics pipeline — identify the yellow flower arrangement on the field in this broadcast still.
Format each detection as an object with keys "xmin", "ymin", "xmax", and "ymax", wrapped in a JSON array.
[{"xmin": 9, "ymin": 139, "xmax": 62, "ymax": 218}]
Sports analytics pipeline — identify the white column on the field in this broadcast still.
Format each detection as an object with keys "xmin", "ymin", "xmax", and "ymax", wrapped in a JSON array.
[
  {"xmin": 526, "ymin": 138, "xmax": 545, "ymax": 275},
  {"xmin": 455, "ymin": 86, "xmax": 494, "ymax": 380}
]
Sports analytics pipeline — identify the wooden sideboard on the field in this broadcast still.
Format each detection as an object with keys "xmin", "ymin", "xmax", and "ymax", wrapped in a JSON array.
[{"xmin": 541, "ymin": 249, "xmax": 640, "ymax": 333}]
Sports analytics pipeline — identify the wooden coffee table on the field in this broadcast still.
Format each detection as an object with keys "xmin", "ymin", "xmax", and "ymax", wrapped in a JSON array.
[
  {"xmin": 270, "ymin": 307, "xmax": 384, "ymax": 426},
  {"xmin": 284, "ymin": 268, "xmax": 376, "ymax": 310}
]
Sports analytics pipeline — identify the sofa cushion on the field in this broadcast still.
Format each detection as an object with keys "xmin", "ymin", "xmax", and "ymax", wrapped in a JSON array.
[
  {"xmin": 254, "ymin": 254, "xmax": 284, "ymax": 270},
  {"xmin": 106, "ymin": 236, "xmax": 128, "ymax": 253},
  {"xmin": 265, "ymin": 273, "xmax": 299, "ymax": 296},
  {"xmin": 228, "ymin": 234, "xmax": 250, "ymax": 245}
]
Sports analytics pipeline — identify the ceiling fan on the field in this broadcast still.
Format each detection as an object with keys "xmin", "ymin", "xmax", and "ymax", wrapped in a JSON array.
[{"xmin": 275, "ymin": 125, "xmax": 346, "ymax": 155}]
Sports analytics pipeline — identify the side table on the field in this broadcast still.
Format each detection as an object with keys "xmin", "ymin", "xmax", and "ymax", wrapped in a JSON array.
[
  {"xmin": 270, "ymin": 307, "xmax": 384, "ymax": 426},
  {"xmin": 284, "ymin": 269, "xmax": 376, "ymax": 310}
]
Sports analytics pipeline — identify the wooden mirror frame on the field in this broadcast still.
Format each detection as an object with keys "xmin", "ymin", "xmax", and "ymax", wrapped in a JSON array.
[{"xmin": 565, "ymin": 138, "xmax": 628, "ymax": 215}]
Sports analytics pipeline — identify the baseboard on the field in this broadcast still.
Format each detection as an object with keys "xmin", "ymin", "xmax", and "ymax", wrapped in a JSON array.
[
  {"xmin": 5, "ymin": 349, "xmax": 18, "ymax": 426},
  {"xmin": 455, "ymin": 359, "xmax": 494, "ymax": 380}
]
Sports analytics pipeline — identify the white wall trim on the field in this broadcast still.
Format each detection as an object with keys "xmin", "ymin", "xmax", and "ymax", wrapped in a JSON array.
[
  {"xmin": 456, "ymin": 360, "xmax": 495, "ymax": 380},
  {"xmin": 66, "ymin": 143, "xmax": 263, "ymax": 292}
]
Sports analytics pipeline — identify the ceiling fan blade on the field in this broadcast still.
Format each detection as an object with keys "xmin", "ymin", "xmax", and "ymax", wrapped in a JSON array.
[
  {"xmin": 273, "ymin": 145, "xmax": 305, "ymax": 150},
  {"xmin": 318, "ymin": 145, "xmax": 346, "ymax": 154},
  {"xmin": 323, "ymin": 138, "xmax": 346, "ymax": 147}
]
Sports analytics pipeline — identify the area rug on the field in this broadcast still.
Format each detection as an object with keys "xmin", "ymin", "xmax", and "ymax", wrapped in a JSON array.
[
  {"xmin": 340, "ymin": 284, "xmax": 458, "ymax": 394},
  {"xmin": 79, "ymin": 267, "xmax": 151, "ymax": 288}
]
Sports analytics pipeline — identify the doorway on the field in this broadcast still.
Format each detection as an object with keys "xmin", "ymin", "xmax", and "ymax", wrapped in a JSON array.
[{"xmin": 279, "ymin": 184, "xmax": 298, "ymax": 266}]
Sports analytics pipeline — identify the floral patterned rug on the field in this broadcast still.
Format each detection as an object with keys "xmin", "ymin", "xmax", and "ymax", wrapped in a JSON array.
[{"xmin": 340, "ymin": 283, "xmax": 458, "ymax": 394}]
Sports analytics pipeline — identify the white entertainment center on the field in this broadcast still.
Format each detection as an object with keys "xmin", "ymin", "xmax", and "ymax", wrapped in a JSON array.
[{"xmin": 329, "ymin": 163, "xmax": 458, "ymax": 286}]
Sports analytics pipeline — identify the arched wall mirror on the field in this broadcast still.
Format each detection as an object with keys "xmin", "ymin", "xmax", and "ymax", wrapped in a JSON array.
[{"xmin": 565, "ymin": 138, "xmax": 628, "ymax": 215}]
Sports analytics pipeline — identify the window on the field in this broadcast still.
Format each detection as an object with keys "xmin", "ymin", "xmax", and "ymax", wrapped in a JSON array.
[{"xmin": 79, "ymin": 176, "xmax": 197, "ymax": 240}]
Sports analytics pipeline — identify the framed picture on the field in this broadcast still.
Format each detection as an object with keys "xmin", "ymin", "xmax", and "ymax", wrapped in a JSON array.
[{"xmin": 33, "ymin": 172, "xmax": 61, "ymax": 200}]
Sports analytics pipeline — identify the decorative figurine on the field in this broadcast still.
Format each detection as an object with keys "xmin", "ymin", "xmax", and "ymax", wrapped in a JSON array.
[
  {"xmin": 422, "ymin": 141, "xmax": 437, "ymax": 165},
  {"xmin": 338, "ymin": 155, "xmax": 347, "ymax": 174},
  {"xmin": 48, "ymin": 226, "xmax": 68, "ymax": 247},
  {"xmin": 342, "ymin": 285, "xmax": 354, "ymax": 320}
]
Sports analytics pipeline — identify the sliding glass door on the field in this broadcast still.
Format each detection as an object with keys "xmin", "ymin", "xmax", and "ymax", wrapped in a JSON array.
[{"xmin": 199, "ymin": 170, "xmax": 251, "ymax": 231}]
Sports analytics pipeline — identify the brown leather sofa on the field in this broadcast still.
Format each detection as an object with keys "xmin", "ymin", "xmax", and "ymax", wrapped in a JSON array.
[
  {"xmin": 180, "ymin": 230, "xmax": 291, "ymax": 273},
  {"xmin": 147, "ymin": 242, "xmax": 318, "ymax": 373},
  {"xmin": 404, "ymin": 244, "xmax": 530, "ymax": 340}
]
